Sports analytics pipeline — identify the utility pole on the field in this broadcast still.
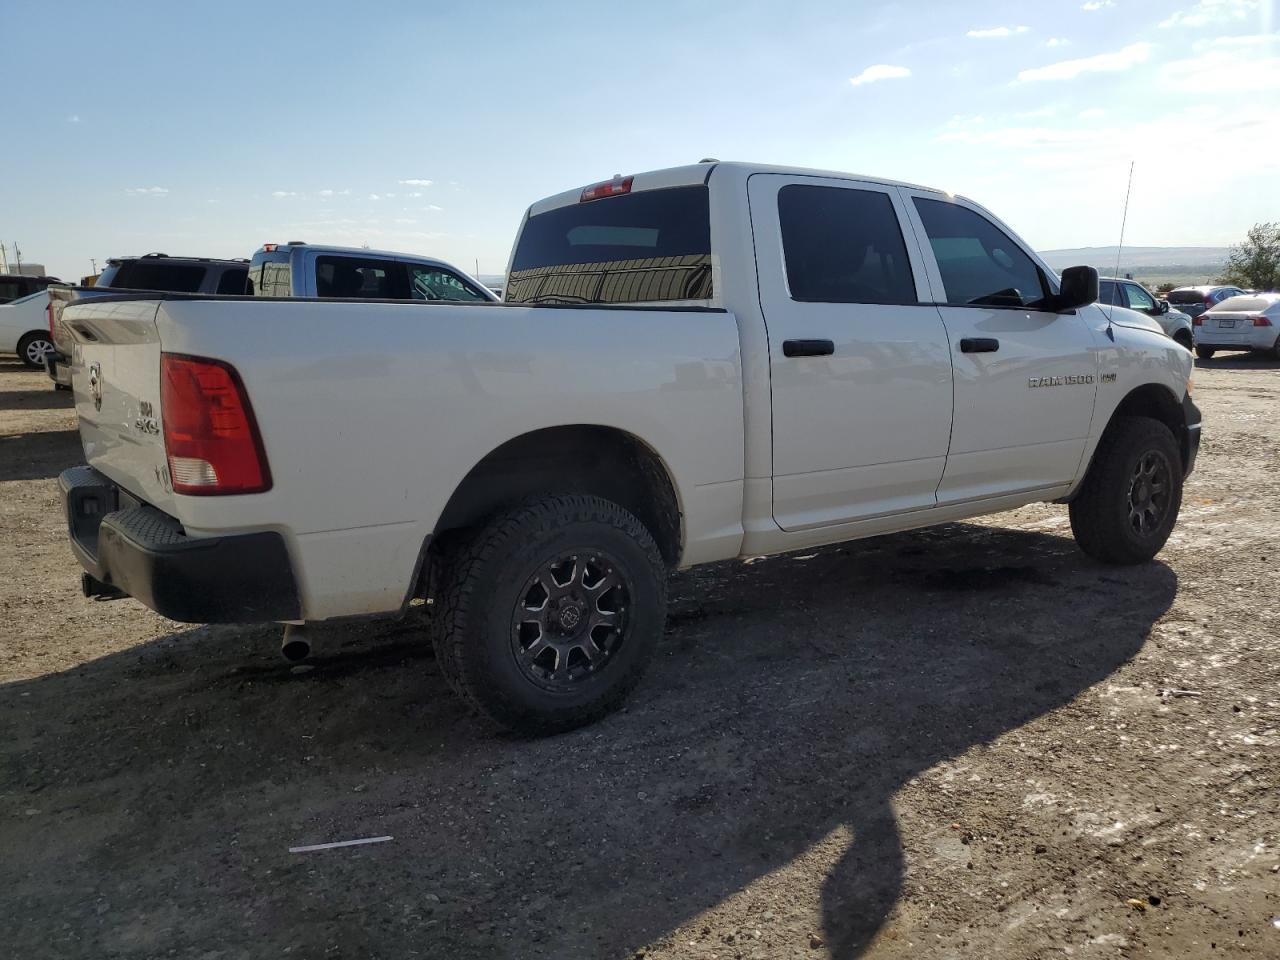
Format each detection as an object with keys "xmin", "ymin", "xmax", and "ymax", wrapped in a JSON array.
[
  {"xmin": 91, "ymin": 258, "xmax": 98, "ymax": 275},
  {"xmin": 0, "ymin": 242, "xmax": 8, "ymax": 273},
  {"xmin": 13, "ymin": 242, "xmax": 22, "ymax": 273}
]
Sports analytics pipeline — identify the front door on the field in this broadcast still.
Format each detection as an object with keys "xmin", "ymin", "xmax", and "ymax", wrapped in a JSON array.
[
  {"xmin": 748, "ymin": 174, "xmax": 954, "ymax": 531},
  {"xmin": 901, "ymin": 192, "xmax": 1098, "ymax": 504}
]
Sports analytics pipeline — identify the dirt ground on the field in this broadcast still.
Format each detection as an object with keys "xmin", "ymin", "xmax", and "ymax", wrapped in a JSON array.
[{"xmin": 1, "ymin": 353, "xmax": 1277, "ymax": 960}]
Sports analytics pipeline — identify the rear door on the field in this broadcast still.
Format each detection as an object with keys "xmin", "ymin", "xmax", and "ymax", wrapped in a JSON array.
[
  {"xmin": 900, "ymin": 192, "xmax": 1097, "ymax": 504},
  {"xmin": 748, "ymin": 174, "xmax": 953, "ymax": 530}
]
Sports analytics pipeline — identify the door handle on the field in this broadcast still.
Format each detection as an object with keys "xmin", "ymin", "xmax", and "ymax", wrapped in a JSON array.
[
  {"xmin": 960, "ymin": 338, "xmax": 1000, "ymax": 353},
  {"xmin": 782, "ymin": 339, "xmax": 835, "ymax": 358}
]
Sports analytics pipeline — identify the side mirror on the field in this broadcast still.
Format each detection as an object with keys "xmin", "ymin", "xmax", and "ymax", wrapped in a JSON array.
[
  {"xmin": 1157, "ymin": 299, "xmax": 1170, "ymax": 315},
  {"xmin": 1056, "ymin": 265, "xmax": 1098, "ymax": 311}
]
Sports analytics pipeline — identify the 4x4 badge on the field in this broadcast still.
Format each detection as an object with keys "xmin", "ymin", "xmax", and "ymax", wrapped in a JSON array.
[{"xmin": 88, "ymin": 362, "xmax": 103, "ymax": 411}]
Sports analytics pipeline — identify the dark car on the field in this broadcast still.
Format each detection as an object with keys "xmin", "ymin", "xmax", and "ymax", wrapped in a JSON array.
[
  {"xmin": 0, "ymin": 274, "xmax": 62, "ymax": 304},
  {"xmin": 1167, "ymin": 284, "xmax": 1248, "ymax": 320},
  {"xmin": 46, "ymin": 253, "xmax": 249, "ymax": 388}
]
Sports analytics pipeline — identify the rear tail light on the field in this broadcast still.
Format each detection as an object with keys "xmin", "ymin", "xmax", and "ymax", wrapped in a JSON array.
[
  {"xmin": 47, "ymin": 301, "xmax": 55, "ymax": 336},
  {"xmin": 1252, "ymin": 316, "xmax": 1272, "ymax": 327},
  {"xmin": 580, "ymin": 176, "xmax": 633, "ymax": 202},
  {"xmin": 160, "ymin": 353, "xmax": 271, "ymax": 495},
  {"xmin": 1193, "ymin": 315, "xmax": 1203, "ymax": 326}
]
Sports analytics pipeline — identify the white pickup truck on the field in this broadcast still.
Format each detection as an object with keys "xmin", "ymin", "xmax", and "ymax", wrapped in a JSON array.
[{"xmin": 58, "ymin": 161, "xmax": 1201, "ymax": 733}]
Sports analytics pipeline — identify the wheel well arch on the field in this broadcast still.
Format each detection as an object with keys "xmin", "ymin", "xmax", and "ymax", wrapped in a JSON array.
[
  {"xmin": 1103, "ymin": 382, "xmax": 1190, "ymax": 468},
  {"xmin": 432, "ymin": 425, "xmax": 683, "ymax": 568}
]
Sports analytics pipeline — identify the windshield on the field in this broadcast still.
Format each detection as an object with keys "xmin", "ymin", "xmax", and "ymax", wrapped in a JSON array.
[
  {"xmin": 507, "ymin": 185, "xmax": 712, "ymax": 305},
  {"xmin": 1168, "ymin": 290, "xmax": 1209, "ymax": 304}
]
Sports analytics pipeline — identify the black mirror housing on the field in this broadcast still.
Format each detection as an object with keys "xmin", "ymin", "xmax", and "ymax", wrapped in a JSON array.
[
  {"xmin": 1157, "ymin": 299, "xmax": 1170, "ymax": 315},
  {"xmin": 1056, "ymin": 265, "xmax": 1099, "ymax": 311}
]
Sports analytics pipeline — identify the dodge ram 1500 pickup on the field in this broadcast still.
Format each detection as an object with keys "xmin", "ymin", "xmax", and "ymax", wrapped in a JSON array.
[{"xmin": 57, "ymin": 161, "xmax": 1201, "ymax": 733}]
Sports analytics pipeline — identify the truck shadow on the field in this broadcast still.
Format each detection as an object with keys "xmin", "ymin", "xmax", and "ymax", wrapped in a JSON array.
[
  {"xmin": 0, "ymin": 429, "xmax": 82, "ymax": 482},
  {"xmin": 1, "ymin": 522, "xmax": 1172, "ymax": 959}
]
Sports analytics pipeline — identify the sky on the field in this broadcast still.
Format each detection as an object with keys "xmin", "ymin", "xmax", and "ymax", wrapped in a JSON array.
[{"xmin": 3, "ymin": 0, "xmax": 1276, "ymax": 281}]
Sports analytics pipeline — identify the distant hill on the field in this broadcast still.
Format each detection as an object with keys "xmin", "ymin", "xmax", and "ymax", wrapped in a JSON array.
[{"xmin": 1039, "ymin": 246, "xmax": 1230, "ymax": 286}]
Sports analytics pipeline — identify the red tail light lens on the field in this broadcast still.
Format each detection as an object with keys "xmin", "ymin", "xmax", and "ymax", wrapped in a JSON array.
[
  {"xmin": 580, "ymin": 176, "xmax": 633, "ymax": 202},
  {"xmin": 1251, "ymin": 316, "xmax": 1272, "ymax": 327},
  {"xmin": 1193, "ymin": 315, "xmax": 1203, "ymax": 326},
  {"xmin": 160, "ymin": 353, "xmax": 271, "ymax": 495}
]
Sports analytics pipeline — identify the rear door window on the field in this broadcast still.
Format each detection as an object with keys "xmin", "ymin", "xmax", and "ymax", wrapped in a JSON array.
[
  {"xmin": 913, "ymin": 198, "xmax": 1048, "ymax": 308},
  {"xmin": 0, "ymin": 280, "xmax": 23, "ymax": 301},
  {"xmin": 315, "ymin": 256, "xmax": 409, "ymax": 299},
  {"xmin": 507, "ymin": 185, "xmax": 712, "ymax": 304},
  {"xmin": 1099, "ymin": 280, "xmax": 1123, "ymax": 307},
  {"xmin": 215, "ymin": 268, "xmax": 248, "ymax": 295},
  {"xmin": 777, "ymin": 184, "xmax": 916, "ymax": 304},
  {"xmin": 110, "ymin": 261, "xmax": 207, "ymax": 293},
  {"xmin": 407, "ymin": 265, "xmax": 490, "ymax": 302}
]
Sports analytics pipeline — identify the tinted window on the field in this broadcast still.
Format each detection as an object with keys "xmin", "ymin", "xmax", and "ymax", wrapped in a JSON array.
[
  {"xmin": 315, "ymin": 256, "xmax": 408, "ymax": 299},
  {"xmin": 109, "ymin": 261, "xmax": 206, "ymax": 293},
  {"xmin": 215, "ymin": 268, "xmax": 248, "ymax": 295},
  {"xmin": 1168, "ymin": 290, "xmax": 1208, "ymax": 304},
  {"xmin": 0, "ymin": 280, "xmax": 23, "ymax": 301},
  {"xmin": 1099, "ymin": 280, "xmax": 1123, "ymax": 307},
  {"xmin": 777, "ymin": 185, "xmax": 916, "ymax": 305},
  {"xmin": 913, "ymin": 198, "xmax": 1047, "ymax": 308},
  {"xmin": 1124, "ymin": 283, "xmax": 1156, "ymax": 311},
  {"xmin": 507, "ymin": 185, "xmax": 712, "ymax": 304},
  {"xmin": 408, "ymin": 265, "xmax": 490, "ymax": 302}
]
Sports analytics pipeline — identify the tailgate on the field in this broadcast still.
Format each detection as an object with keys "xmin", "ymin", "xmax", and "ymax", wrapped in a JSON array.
[{"xmin": 66, "ymin": 298, "xmax": 177, "ymax": 513}]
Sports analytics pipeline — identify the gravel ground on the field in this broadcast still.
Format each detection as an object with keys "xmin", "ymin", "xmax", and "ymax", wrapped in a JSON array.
[{"xmin": 1, "ymin": 354, "xmax": 1277, "ymax": 959}]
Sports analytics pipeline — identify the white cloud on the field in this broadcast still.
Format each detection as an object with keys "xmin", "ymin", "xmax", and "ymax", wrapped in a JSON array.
[
  {"xmin": 271, "ymin": 190, "xmax": 298, "ymax": 198},
  {"xmin": 967, "ymin": 25, "xmax": 1029, "ymax": 38},
  {"xmin": 1078, "ymin": 107, "xmax": 1107, "ymax": 119},
  {"xmin": 426, "ymin": 204, "xmax": 444, "ymax": 212},
  {"xmin": 406, "ymin": 191, "xmax": 423, "ymax": 198},
  {"xmin": 849, "ymin": 64, "xmax": 911, "ymax": 86},
  {"xmin": 319, "ymin": 189, "xmax": 334, "ymax": 197},
  {"xmin": 67, "ymin": 114, "xmax": 80, "ymax": 123},
  {"xmin": 1017, "ymin": 41, "xmax": 1152, "ymax": 82},
  {"xmin": 1210, "ymin": 33, "xmax": 1275, "ymax": 47},
  {"xmin": 1160, "ymin": 0, "xmax": 1258, "ymax": 29},
  {"xmin": 369, "ymin": 193, "xmax": 381, "ymax": 200},
  {"xmin": 125, "ymin": 186, "xmax": 169, "ymax": 196},
  {"xmin": 1081, "ymin": 0, "xmax": 1115, "ymax": 10},
  {"xmin": 399, "ymin": 178, "xmax": 434, "ymax": 187},
  {"xmin": 1046, "ymin": 37, "xmax": 1070, "ymax": 47},
  {"xmin": 394, "ymin": 218, "xmax": 417, "ymax": 224},
  {"xmin": 1160, "ymin": 46, "xmax": 1280, "ymax": 91}
]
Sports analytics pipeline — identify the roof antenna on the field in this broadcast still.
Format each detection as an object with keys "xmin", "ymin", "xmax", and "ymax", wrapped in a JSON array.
[{"xmin": 1106, "ymin": 160, "xmax": 1136, "ymax": 340}]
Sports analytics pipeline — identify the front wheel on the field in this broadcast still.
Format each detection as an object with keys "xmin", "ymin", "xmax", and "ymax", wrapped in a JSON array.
[
  {"xmin": 17, "ymin": 332, "xmax": 54, "ymax": 369},
  {"xmin": 1195, "ymin": 345, "xmax": 1215, "ymax": 360},
  {"xmin": 1069, "ymin": 416, "xmax": 1183, "ymax": 565},
  {"xmin": 431, "ymin": 495, "xmax": 667, "ymax": 734}
]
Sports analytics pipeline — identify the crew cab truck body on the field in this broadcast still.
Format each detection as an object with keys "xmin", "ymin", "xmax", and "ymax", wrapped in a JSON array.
[{"xmin": 59, "ymin": 162, "xmax": 1200, "ymax": 733}]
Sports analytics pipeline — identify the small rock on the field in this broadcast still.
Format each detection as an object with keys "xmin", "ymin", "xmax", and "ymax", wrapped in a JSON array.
[
  {"xmin": 809, "ymin": 933, "xmax": 825, "ymax": 949},
  {"xmin": 1035, "ymin": 844, "xmax": 1047, "ymax": 854},
  {"xmin": 637, "ymin": 791, "xmax": 648, "ymax": 800},
  {"xmin": 290, "ymin": 664, "xmax": 314, "ymax": 675}
]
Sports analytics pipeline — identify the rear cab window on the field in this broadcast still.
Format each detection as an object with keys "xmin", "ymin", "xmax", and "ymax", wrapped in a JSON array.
[
  {"xmin": 247, "ymin": 250, "xmax": 293, "ymax": 297},
  {"xmin": 506, "ymin": 185, "xmax": 712, "ymax": 305},
  {"xmin": 913, "ymin": 198, "xmax": 1048, "ymax": 308}
]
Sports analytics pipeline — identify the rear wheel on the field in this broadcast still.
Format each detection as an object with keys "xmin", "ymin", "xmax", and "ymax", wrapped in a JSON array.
[
  {"xmin": 1271, "ymin": 335, "xmax": 1280, "ymax": 362},
  {"xmin": 431, "ymin": 494, "xmax": 667, "ymax": 734},
  {"xmin": 17, "ymin": 332, "xmax": 53, "ymax": 369},
  {"xmin": 1069, "ymin": 416, "xmax": 1183, "ymax": 565},
  {"xmin": 1195, "ymin": 345, "xmax": 1215, "ymax": 360}
]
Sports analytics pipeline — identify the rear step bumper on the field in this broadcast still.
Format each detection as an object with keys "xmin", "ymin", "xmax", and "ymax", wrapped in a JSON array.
[{"xmin": 59, "ymin": 465, "xmax": 301, "ymax": 623}]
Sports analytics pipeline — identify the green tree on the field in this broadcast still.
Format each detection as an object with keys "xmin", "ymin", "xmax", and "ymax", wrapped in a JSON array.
[
  {"xmin": 1219, "ymin": 222, "xmax": 1280, "ymax": 291},
  {"xmin": 1156, "ymin": 282, "xmax": 1175, "ymax": 295}
]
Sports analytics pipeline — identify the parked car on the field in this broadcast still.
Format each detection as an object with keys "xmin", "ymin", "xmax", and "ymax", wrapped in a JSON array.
[
  {"xmin": 0, "ymin": 290, "xmax": 54, "ymax": 367},
  {"xmin": 55, "ymin": 161, "xmax": 1199, "ymax": 734},
  {"xmin": 45, "ymin": 254, "xmax": 250, "ymax": 388},
  {"xmin": 1100, "ymin": 277, "xmax": 1193, "ymax": 349},
  {"xmin": 1192, "ymin": 293, "xmax": 1280, "ymax": 359},
  {"xmin": 1167, "ymin": 284, "xmax": 1248, "ymax": 320},
  {"xmin": 0, "ymin": 273, "xmax": 62, "ymax": 304},
  {"xmin": 246, "ymin": 243, "xmax": 497, "ymax": 302}
]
